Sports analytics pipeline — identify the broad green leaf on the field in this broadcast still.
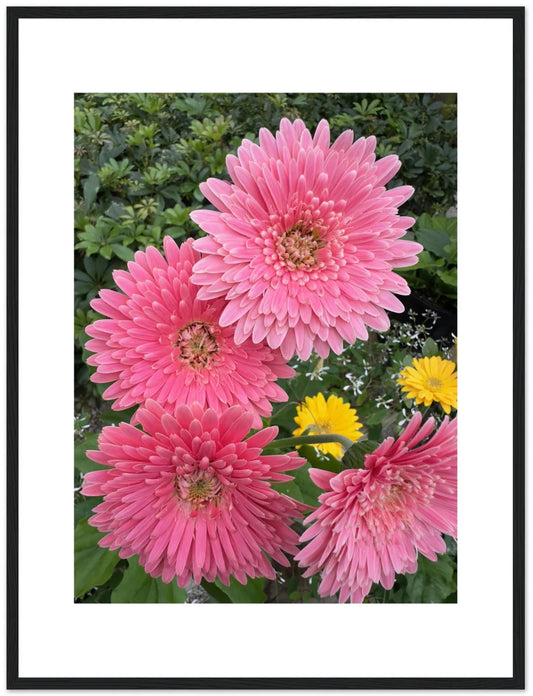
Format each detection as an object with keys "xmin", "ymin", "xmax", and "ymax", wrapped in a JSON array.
[
  {"xmin": 422, "ymin": 337, "xmax": 439, "ymax": 358},
  {"xmin": 83, "ymin": 173, "xmax": 100, "ymax": 212},
  {"xmin": 378, "ymin": 551, "xmax": 456, "ymax": 604},
  {"xmin": 78, "ymin": 562, "xmax": 126, "ymax": 603},
  {"xmin": 214, "ymin": 576, "xmax": 266, "ymax": 603},
  {"xmin": 444, "ymin": 534, "xmax": 457, "ymax": 556},
  {"xmin": 201, "ymin": 579, "xmax": 231, "ymax": 603},
  {"xmin": 272, "ymin": 479, "xmax": 303, "ymax": 502},
  {"xmin": 75, "ymin": 516, "xmax": 119, "ymax": 598},
  {"xmin": 404, "ymin": 553, "xmax": 456, "ymax": 603},
  {"xmin": 416, "ymin": 226, "xmax": 450, "ymax": 258},
  {"xmin": 437, "ymin": 267, "xmax": 457, "ymax": 287},
  {"xmin": 365, "ymin": 410, "xmax": 387, "ymax": 426},
  {"xmin": 106, "ymin": 201, "xmax": 126, "ymax": 219},
  {"xmin": 74, "ymin": 433, "xmax": 106, "ymax": 474},
  {"xmin": 111, "ymin": 243, "xmax": 135, "ymax": 262},
  {"xmin": 415, "ymin": 215, "xmax": 456, "ymax": 260},
  {"xmin": 400, "ymin": 250, "xmax": 445, "ymax": 272},
  {"xmin": 341, "ymin": 440, "xmax": 379, "ymax": 470},
  {"xmin": 111, "ymin": 556, "xmax": 187, "ymax": 603},
  {"xmin": 99, "ymin": 406, "xmax": 137, "ymax": 425},
  {"xmin": 100, "ymin": 244, "xmax": 113, "ymax": 260},
  {"xmin": 74, "ymin": 495, "xmax": 100, "ymax": 526},
  {"xmin": 291, "ymin": 460, "xmax": 324, "ymax": 507},
  {"xmin": 298, "ymin": 444, "xmax": 341, "ymax": 474},
  {"xmin": 269, "ymin": 395, "xmax": 301, "ymax": 434},
  {"xmin": 79, "ymin": 158, "xmax": 98, "ymax": 176}
]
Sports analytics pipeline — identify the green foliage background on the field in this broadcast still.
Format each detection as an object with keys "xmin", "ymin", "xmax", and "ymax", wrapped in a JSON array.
[{"xmin": 75, "ymin": 93, "xmax": 457, "ymax": 604}]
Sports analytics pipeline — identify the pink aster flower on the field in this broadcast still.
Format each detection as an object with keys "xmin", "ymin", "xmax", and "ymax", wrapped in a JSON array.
[
  {"xmin": 295, "ymin": 412, "xmax": 457, "ymax": 603},
  {"xmin": 190, "ymin": 118, "xmax": 422, "ymax": 360},
  {"xmin": 82, "ymin": 400, "xmax": 305, "ymax": 587},
  {"xmin": 85, "ymin": 237, "xmax": 294, "ymax": 429}
]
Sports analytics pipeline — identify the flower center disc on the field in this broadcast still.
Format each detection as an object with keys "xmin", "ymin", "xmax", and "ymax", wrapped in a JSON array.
[
  {"xmin": 427, "ymin": 377, "xmax": 443, "ymax": 390},
  {"xmin": 306, "ymin": 421, "xmax": 331, "ymax": 436},
  {"xmin": 175, "ymin": 321, "xmax": 219, "ymax": 369},
  {"xmin": 175, "ymin": 471, "xmax": 223, "ymax": 508},
  {"xmin": 277, "ymin": 225, "xmax": 324, "ymax": 270}
]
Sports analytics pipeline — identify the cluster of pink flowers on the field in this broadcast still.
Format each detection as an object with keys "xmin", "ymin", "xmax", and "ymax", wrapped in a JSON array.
[{"xmin": 82, "ymin": 118, "xmax": 456, "ymax": 601}]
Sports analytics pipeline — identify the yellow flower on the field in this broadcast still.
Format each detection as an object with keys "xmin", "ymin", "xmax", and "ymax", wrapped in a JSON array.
[
  {"xmin": 292, "ymin": 393, "xmax": 363, "ymax": 459},
  {"xmin": 397, "ymin": 356, "xmax": 457, "ymax": 414}
]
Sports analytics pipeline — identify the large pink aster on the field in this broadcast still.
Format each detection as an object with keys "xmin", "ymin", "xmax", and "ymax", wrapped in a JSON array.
[
  {"xmin": 82, "ymin": 400, "xmax": 305, "ymax": 587},
  {"xmin": 85, "ymin": 237, "xmax": 294, "ymax": 429},
  {"xmin": 295, "ymin": 412, "xmax": 457, "ymax": 603},
  {"xmin": 191, "ymin": 118, "xmax": 422, "ymax": 360}
]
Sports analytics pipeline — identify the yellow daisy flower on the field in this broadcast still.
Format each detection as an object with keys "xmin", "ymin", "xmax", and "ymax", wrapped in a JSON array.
[
  {"xmin": 397, "ymin": 356, "xmax": 457, "ymax": 414},
  {"xmin": 293, "ymin": 393, "xmax": 363, "ymax": 459}
]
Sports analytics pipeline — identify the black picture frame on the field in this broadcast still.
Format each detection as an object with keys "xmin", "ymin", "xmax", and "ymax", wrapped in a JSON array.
[{"xmin": 6, "ymin": 4, "xmax": 524, "ymax": 690}]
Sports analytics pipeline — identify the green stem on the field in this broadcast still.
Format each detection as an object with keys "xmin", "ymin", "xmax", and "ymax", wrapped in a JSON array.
[
  {"xmin": 263, "ymin": 433, "xmax": 354, "ymax": 453},
  {"xmin": 419, "ymin": 404, "xmax": 433, "ymax": 419}
]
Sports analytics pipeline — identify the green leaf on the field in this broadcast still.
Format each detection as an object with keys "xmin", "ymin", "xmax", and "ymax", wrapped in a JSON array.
[
  {"xmin": 400, "ymin": 250, "xmax": 445, "ymax": 272},
  {"xmin": 298, "ymin": 444, "xmax": 341, "ymax": 473},
  {"xmin": 74, "ymin": 495, "xmax": 100, "ymax": 526},
  {"xmin": 444, "ymin": 534, "xmax": 457, "ymax": 556},
  {"xmin": 74, "ymin": 433, "xmax": 107, "ymax": 474},
  {"xmin": 83, "ymin": 173, "xmax": 100, "ymax": 212},
  {"xmin": 111, "ymin": 556, "xmax": 187, "ymax": 603},
  {"xmin": 274, "ymin": 446, "xmax": 339, "ymax": 508},
  {"xmin": 201, "ymin": 579, "xmax": 232, "ymax": 603},
  {"xmin": 105, "ymin": 201, "xmax": 126, "ymax": 219},
  {"xmin": 213, "ymin": 576, "xmax": 267, "ymax": 603},
  {"xmin": 99, "ymin": 406, "xmax": 137, "ymax": 425},
  {"xmin": 111, "ymin": 243, "xmax": 135, "ymax": 262},
  {"xmin": 100, "ymin": 244, "xmax": 113, "ymax": 260},
  {"xmin": 414, "ymin": 214, "xmax": 456, "ymax": 260},
  {"xmin": 291, "ymin": 460, "xmax": 323, "ymax": 507},
  {"xmin": 75, "ymin": 517, "xmax": 119, "ymax": 598},
  {"xmin": 78, "ymin": 562, "xmax": 127, "ymax": 603},
  {"xmin": 416, "ymin": 226, "xmax": 450, "ymax": 258},
  {"xmin": 365, "ymin": 410, "xmax": 387, "ymax": 426},
  {"xmin": 272, "ymin": 478, "xmax": 303, "ymax": 502},
  {"xmin": 404, "ymin": 553, "xmax": 456, "ymax": 603},
  {"xmin": 422, "ymin": 337, "xmax": 439, "ymax": 358},
  {"xmin": 341, "ymin": 440, "xmax": 379, "ymax": 470},
  {"xmin": 437, "ymin": 267, "xmax": 457, "ymax": 287}
]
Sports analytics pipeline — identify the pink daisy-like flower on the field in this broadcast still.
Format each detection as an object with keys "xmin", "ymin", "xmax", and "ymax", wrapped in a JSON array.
[
  {"xmin": 295, "ymin": 412, "xmax": 457, "ymax": 603},
  {"xmin": 190, "ymin": 118, "xmax": 422, "ymax": 360},
  {"xmin": 82, "ymin": 400, "xmax": 305, "ymax": 587},
  {"xmin": 85, "ymin": 237, "xmax": 294, "ymax": 429}
]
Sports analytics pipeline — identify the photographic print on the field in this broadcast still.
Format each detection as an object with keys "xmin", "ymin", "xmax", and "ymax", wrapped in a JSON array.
[{"xmin": 74, "ymin": 92, "xmax": 458, "ymax": 606}]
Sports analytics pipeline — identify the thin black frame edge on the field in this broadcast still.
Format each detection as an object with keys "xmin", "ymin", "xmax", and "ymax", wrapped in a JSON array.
[
  {"xmin": 2, "ymin": 676, "xmax": 528, "ymax": 690},
  {"xmin": 4, "ymin": 5, "xmax": 528, "ymax": 19},
  {"xmin": 6, "ymin": 2, "xmax": 19, "ymax": 693},
  {"xmin": 6, "ymin": 5, "xmax": 525, "ymax": 691},
  {"xmin": 512, "ymin": 4, "xmax": 526, "ymax": 693}
]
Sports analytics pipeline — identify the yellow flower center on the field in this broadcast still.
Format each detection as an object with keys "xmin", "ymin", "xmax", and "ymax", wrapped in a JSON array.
[
  {"xmin": 175, "ymin": 471, "xmax": 223, "ymax": 508},
  {"xmin": 307, "ymin": 421, "xmax": 331, "ymax": 435},
  {"xmin": 277, "ymin": 225, "xmax": 324, "ymax": 269},
  {"xmin": 427, "ymin": 377, "xmax": 443, "ymax": 390}
]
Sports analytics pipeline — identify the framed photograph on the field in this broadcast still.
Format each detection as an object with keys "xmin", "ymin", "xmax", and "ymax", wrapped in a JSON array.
[{"xmin": 7, "ymin": 4, "xmax": 524, "ymax": 689}]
